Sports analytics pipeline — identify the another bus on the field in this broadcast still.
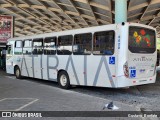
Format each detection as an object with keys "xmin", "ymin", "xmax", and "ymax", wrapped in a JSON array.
[{"xmin": 6, "ymin": 22, "xmax": 157, "ymax": 89}]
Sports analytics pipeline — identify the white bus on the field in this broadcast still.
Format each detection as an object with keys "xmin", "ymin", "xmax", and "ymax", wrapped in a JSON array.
[{"xmin": 6, "ymin": 22, "xmax": 157, "ymax": 89}]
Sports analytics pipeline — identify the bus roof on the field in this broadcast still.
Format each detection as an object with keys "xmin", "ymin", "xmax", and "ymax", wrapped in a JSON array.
[{"xmin": 8, "ymin": 22, "xmax": 155, "ymax": 41}]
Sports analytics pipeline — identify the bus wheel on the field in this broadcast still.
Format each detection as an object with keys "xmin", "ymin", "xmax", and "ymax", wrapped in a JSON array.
[
  {"xmin": 15, "ymin": 67, "xmax": 22, "ymax": 79},
  {"xmin": 58, "ymin": 71, "xmax": 71, "ymax": 89}
]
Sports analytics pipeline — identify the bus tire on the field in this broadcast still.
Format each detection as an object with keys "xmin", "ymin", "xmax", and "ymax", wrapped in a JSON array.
[
  {"xmin": 58, "ymin": 71, "xmax": 71, "ymax": 89},
  {"xmin": 15, "ymin": 66, "xmax": 22, "ymax": 79}
]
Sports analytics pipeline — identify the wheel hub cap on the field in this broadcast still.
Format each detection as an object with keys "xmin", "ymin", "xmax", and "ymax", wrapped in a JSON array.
[{"xmin": 60, "ymin": 75, "xmax": 67, "ymax": 86}]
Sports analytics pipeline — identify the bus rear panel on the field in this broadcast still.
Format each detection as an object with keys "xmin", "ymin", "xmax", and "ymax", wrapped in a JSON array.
[{"xmin": 117, "ymin": 23, "xmax": 157, "ymax": 87}]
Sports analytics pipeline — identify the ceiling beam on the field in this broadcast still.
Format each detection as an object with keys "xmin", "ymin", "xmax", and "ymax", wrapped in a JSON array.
[
  {"xmin": 68, "ymin": 0, "xmax": 89, "ymax": 26},
  {"xmin": 148, "ymin": 11, "xmax": 160, "ymax": 25},
  {"xmin": 128, "ymin": 0, "xmax": 160, "ymax": 12},
  {"xmin": 87, "ymin": 0, "xmax": 99, "ymax": 25},
  {"xmin": 139, "ymin": 0, "xmax": 152, "ymax": 22},
  {"xmin": 73, "ymin": 0, "xmax": 87, "ymax": 4},
  {"xmin": 51, "ymin": 0, "xmax": 82, "ymax": 28},
  {"xmin": 1, "ymin": 0, "xmax": 160, "ymax": 37},
  {"xmin": 5, "ymin": 0, "xmax": 56, "ymax": 28},
  {"xmin": 90, "ymin": 1, "xmax": 110, "ymax": 11}
]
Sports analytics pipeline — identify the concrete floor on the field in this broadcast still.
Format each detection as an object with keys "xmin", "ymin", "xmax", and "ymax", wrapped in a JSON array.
[{"xmin": 0, "ymin": 70, "xmax": 160, "ymax": 120}]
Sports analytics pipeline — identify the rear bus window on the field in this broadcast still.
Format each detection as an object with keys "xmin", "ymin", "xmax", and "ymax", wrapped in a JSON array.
[
  {"xmin": 57, "ymin": 35, "xmax": 73, "ymax": 55},
  {"xmin": 129, "ymin": 27, "xmax": 156, "ymax": 53},
  {"xmin": 93, "ymin": 31, "xmax": 115, "ymax": 55}
]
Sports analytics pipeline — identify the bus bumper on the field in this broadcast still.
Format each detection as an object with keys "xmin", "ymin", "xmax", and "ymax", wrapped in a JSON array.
[{"xmin": 116, "ymin": 74, "xmax": 157, "ymax": 88}]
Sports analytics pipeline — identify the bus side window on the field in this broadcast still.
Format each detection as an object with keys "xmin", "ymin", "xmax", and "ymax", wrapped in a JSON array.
[
  {"xmin": 73, "ymin": 33, "xmax": 92, "ymax": 55},
  {"xmin": 93, "ymin": 31, "xmax": 115, "ymax": 55},
  {"xmin": 57, "ymin": 35, "xmax": 72, "ymax": 55},
  {"xmin": 14, "ymin": 40, "xmax": 22, "ymax": 55},
  {"xmin": 33, "ymin": 38, "xmax": 43, "ymax": 55},
  {"xmin": 44, "ymin": 37, "xmax": 57, "ymax": 55},
  {"xmin": 23, "ymin": 40, "xmax": 32, "ymax": 55}
]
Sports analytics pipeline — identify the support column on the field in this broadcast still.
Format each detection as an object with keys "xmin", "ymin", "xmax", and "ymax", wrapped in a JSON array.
[{"xmin": 115, "ymin": 0, "xmax": 127, "ymax": 23}]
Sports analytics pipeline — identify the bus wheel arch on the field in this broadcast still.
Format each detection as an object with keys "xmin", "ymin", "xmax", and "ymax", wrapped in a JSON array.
[
  {"xmin": 14, "ymin": 65, "xmax": 22, "ymax": 79},
  {"xmin": 57, "ymin": 70, "xmax": 71, "ymax": 89}
]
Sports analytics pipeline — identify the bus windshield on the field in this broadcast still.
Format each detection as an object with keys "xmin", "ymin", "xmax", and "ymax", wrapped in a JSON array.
[{"xmin": 129, "ymin": 26, "xmax": 156, "ymax": 53}]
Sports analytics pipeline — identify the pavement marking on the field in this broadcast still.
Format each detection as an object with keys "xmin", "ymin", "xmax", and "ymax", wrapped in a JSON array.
[
  {"xmin": 5, "ymin": 76, "xmax": 16, "ymax": 80},
  {"xmin": 0, "ymin": 98, "xmax": 7, "ymax": 102},
  {"xmin": 3, "ymin": 75, "xmax": 140, "ymax": 111},
  {"xmin": 0, "ymin": 98, "xmax": 36, "ymax": 100},
  {"xmin": 0, "ymin": 98, "xmax": 39, "ymax": 111},
  {"xmin": 15, "ymin": 98, "xmax": 39, "ymax": 111}
]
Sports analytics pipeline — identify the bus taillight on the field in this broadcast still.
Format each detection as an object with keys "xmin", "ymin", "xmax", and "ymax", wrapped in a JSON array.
[{"xmin": 123, "ymin": 61, "xmax": 129, "ymax": 78}]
